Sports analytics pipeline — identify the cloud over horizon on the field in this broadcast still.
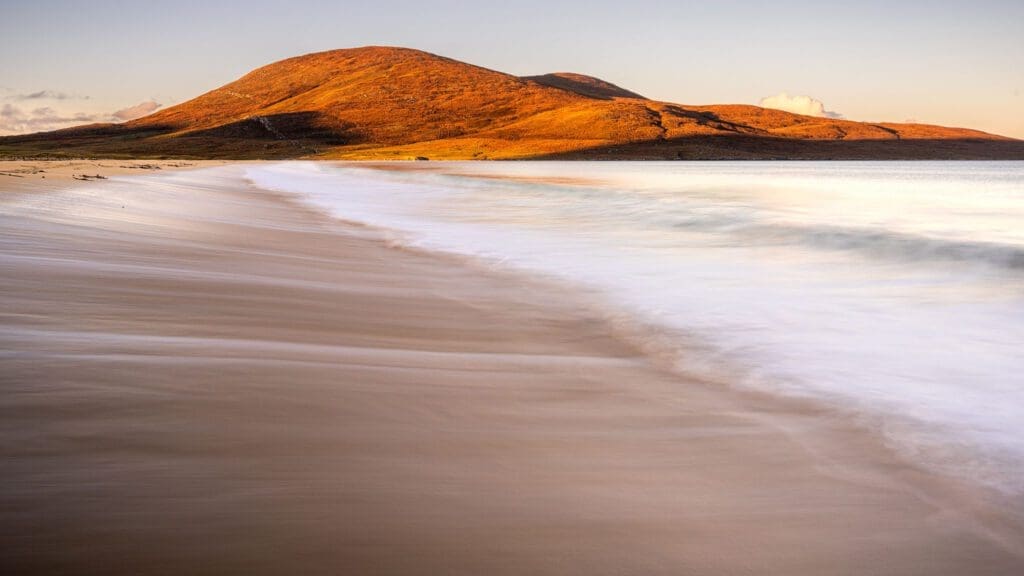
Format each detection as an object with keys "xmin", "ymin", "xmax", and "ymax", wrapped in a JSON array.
[
  {"xmin": 759, "ymin": 92, "xmax": 843, "ymax": 119},
  {"xmin": 0, "ymin": 103, "xmax": 101, "ymax": 134},
  {"xmin": 0, "ymin": 93, "xmax": 162, "ymax": 134},
  {"xmin": 14, "ymin": 90, "xmax": 86, "ymax": 101},
  {"xmin": 111, "ymin": 100, "xmax": 162, "ymax": 121}
]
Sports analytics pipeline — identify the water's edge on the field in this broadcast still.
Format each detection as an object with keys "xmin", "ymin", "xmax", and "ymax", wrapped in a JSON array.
[{"xmin": 246, "ymin": 160, "xmax": 1024, "ymax": 498}]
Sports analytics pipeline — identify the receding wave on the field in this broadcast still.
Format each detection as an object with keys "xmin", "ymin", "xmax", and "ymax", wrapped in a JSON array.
[{"xmin": 669, "ymin": 218, "xmax": 1024, "ymax": 270}]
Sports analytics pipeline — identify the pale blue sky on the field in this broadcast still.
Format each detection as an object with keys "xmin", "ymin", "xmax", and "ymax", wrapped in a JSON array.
[{"xmin": 1, "ymin": 0, "xmax": 1022, "ymax": 136}]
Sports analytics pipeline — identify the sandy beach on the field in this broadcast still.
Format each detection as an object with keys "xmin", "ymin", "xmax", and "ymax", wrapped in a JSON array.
[
  {"xmin": 2, "ymin": 161, "xmax": 1023, "ymax": 575},
  {"xmin": 0, "ymin": 159, "xmax": 229, "ymax": 190}
]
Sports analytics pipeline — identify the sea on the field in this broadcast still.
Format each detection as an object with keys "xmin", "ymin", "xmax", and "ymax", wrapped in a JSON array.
[{"xmin": 248, "ymin": 160, "xmax": 1024, "ymax": 494}]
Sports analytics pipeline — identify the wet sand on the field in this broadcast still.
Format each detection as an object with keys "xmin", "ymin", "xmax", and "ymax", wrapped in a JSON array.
[{"xmin": 1, "ymin": 162, "xmax": 1022, "ymax": 575}]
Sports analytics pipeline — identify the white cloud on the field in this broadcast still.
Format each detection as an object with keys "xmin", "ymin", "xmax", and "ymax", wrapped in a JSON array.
[
  {"xmin": 111, "ymin": 100, "xmax": 161, "ymax": 121},
  {"xmin": 0, "ymin": 103, "xmax": 101, "ymax": 134},
  {"xmin": 0, "ymin": 94, "xmax": 162, "ymax": 135},
  {"xmin": 759, "ymin": 92, "xmax": 843, "ymax": 119},
  {"xmin": 14, "ymin": 90, "xmax": 86, "ymax": 101}
]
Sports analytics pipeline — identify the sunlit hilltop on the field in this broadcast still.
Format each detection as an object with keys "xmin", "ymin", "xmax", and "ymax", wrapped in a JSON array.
[{"xmin": 2, "ymin": 47, "xmax": 1021, "ymax": 160}]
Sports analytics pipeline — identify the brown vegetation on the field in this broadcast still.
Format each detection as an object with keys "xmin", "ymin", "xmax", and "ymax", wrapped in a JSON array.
[{"xmin": 1, "ymin": 46, "xmax": 1021, "ymax": 160}]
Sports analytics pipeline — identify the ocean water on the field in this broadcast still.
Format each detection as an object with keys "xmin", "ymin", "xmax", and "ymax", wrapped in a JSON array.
[{"xmin": 248, "ymin": 161, "xmax": 1024, "ymax": 494}]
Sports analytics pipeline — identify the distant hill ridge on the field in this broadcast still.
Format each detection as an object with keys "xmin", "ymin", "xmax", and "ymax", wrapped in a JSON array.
[
  {"xmin": 522, "ymin": 72, "xmax": 648, "ymax": 100},
  {"xmin": 2, "ymin": 46, "xmax": 1022, "ymax": 160}
]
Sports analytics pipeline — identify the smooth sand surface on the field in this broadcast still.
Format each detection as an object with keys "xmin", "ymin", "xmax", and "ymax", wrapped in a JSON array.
[{"xmin": 2, "ymin": 162, "xmax": 1023, "ymax": 575}]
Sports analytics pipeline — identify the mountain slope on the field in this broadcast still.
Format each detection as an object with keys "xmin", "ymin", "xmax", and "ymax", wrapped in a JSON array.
[
  {"xmin": 1, "ymin": 46, "xmax": 1020, "ymax": 160},
  {"xmin": 523, "ymin": 72, "xmax": 647, "ymax": 100}
]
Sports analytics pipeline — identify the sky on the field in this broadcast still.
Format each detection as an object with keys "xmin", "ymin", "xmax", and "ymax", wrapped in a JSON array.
[{"xmin": 1, "ymin": 0, "xmax": 1022, "ymax": 137}]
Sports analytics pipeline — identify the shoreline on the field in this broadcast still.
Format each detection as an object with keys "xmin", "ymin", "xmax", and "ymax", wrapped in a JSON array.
[
  {"xmin": 263, "ymin": 159, "xmax": 1024, "ymax": 500},
  {"xmin": 2, "ymin": 162, "xmax": 1022, "ymax": 574}
]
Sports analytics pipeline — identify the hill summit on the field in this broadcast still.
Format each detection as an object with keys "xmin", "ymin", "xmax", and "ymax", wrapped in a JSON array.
[{"xmin": 2, "ymin": 46, "xmax": 1021, "ymax": 160}]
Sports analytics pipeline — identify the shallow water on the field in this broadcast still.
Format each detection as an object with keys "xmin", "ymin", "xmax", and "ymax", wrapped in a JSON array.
[{"xmin": 248, "ymin": 161, "xmax": 1024, "ymax": 494}]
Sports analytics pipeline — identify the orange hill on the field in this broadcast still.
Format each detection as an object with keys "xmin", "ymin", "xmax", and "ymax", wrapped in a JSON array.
[{"xmin": 2, "ymin": 46, "xmax": 1021, "ymax": 160}]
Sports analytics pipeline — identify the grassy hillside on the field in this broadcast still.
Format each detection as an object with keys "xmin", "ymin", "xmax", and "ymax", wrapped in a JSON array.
[{"xmin": 2, "ymin": 46, "xmax": 1021, "ymax": 160}]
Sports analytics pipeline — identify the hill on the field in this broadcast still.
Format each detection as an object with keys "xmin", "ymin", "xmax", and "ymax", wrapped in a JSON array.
[
  {"xmin": 522, "ymin": 72, "xmax": 647, "ymax": 100},
  {"xmin": 2, "ymin": 46, "xmax": 1021, "ymax": 160}
]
